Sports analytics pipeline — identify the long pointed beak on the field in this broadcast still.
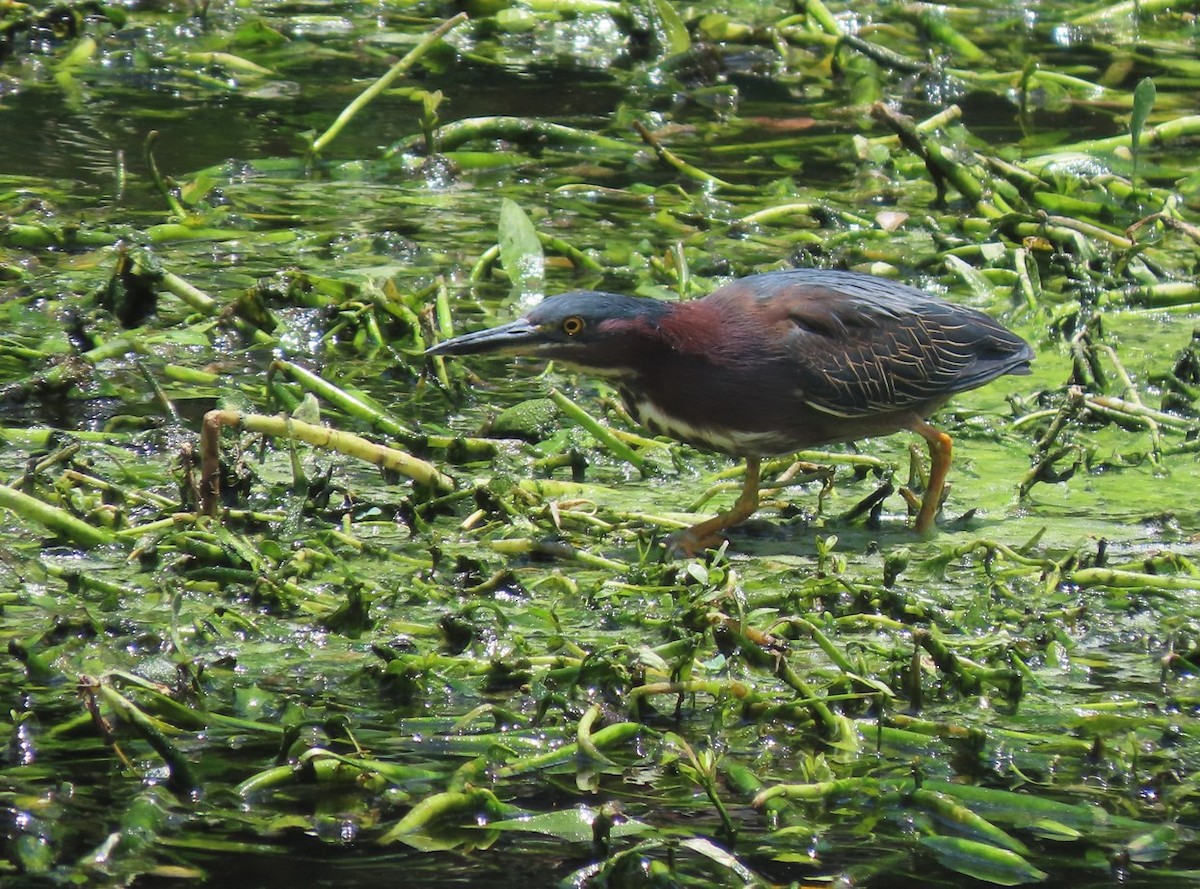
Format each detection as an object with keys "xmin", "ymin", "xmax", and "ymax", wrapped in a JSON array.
[{"xmin": 425, "ymin": 318, "xmax": 542, "ymax": 357}]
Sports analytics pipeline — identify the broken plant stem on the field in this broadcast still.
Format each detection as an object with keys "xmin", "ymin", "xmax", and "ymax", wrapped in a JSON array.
[
  {"xmin": 308, "ymin": 13, "xmax": 469, "ymax": 161},
  {"xmin": 633, "ymin": 120, "xmax": 740, "ymax": 191},
  {"xmin": 199, "ymin": 409, "xmax": 454, "ymax": 517}
]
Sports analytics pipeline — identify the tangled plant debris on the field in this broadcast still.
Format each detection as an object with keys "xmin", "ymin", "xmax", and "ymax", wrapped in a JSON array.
[{"xmin": 1, "ymin": 1, "xmax": 1199, "ymax": 886}]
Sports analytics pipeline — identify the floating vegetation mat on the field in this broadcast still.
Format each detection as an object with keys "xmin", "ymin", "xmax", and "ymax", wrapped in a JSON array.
[{"xmin": 1, "ymin": 0, "xmax": 1199, "ymax": 886}]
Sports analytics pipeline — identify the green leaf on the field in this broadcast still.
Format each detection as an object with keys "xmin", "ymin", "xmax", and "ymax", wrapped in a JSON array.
[
  {"xmin": 1125, "ymin": 825, "xmax": 1184, "ymax": 863},
  {"xmin": 911, "ymin": 789, "xmax": 1030, "ymax": 855},
  {"xmin": 944, "ymin": 254, "xmax": 994, "ymax": 299},
  {"xmin": 1130, "ymin": 76, "xmax": 1156, "ymax": 150},
  {"xmin": 488, "ymin": 807, "xmax": 653, "ymax": 841},
  {"xmin": 379, "ymin": 788, "xmax": 508, "ymax": 850},
  {"xmin": 650, "ymin": 0, "xmax": 691, "ymax": 57},
  {"xmin": 679, "ymin": 837, "xmax": 756, "ymax": 882},
  {"xmin": 921, "ymin": 836, "xmax": 1047, "ymax": 886},
  {"xmin": 15, "ymin": 834, "xmax": 54, "ymax": 875},
  {"xmin": 498, "ymin": 197, "xmax": 545, "ymax": 297},
  {"xmin": 1026, "ymin": 819, "xmax": 1083, "ymax": 841}
]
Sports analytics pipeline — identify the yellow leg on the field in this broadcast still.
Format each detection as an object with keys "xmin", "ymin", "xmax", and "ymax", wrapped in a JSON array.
[
  {"xmin": 667, "ymin": 457, "xmax": 762, "ymax": 557},
  {"xmin": 909, "ymin": 419, "xmax": 953, "ymax": 535}
]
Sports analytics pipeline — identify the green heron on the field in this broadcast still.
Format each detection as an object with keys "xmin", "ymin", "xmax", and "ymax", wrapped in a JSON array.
[{"xmin": 427, "ymin": 269, "xmax": 1033, "ymax": 554}]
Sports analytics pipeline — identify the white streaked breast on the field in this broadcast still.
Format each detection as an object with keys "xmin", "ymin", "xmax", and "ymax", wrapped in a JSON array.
[{"xmin": 624, "ymin": 395, "xmax": 793, "ymax": 456}]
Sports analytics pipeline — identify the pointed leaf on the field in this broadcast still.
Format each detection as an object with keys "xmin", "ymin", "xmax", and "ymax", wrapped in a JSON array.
[
  {"xmin": 650, "ymin": 0, "xmax": 691, "ymax": 56},
  {"xmin": 488, "ymin": 806, "xmax": 653, "ymax": 841},
  {"xmin": 498, "ymin": 197, "xmax": 544, "ymax": 298},
  {"xmin": 921, "ymin": 836, "xmax": 1047, "ymax": 886},
  {"xmin": 1130, "ymin": 76, "xmax": 1156, "ymax": 150},
  {"xmin": 680, "ymin": 837, "xmax": 757, "ymax": 883}
]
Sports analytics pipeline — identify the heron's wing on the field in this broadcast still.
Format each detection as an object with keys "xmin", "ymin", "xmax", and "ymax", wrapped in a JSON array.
[{"xmin": 772, "ymin": 284, "xmax": 1032, "ymax": 419}]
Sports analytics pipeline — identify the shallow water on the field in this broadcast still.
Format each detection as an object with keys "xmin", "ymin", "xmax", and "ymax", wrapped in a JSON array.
[{"xmin": 1, "ymin": 1, "xmax": 1199, "ymax": 886}]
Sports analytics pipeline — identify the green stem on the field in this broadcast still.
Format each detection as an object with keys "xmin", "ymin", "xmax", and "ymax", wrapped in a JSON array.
[
  {"xmin": 1071, "ymin": 0, "xmax": 1178, "ymax": 25},
  {"xmin": 0, "ymin": 484, "xmax": 116, "ymax": 548},
  {"xmin": 548, "ymin": 388, "xmax": 647, "ymax": 475},
  {"xmin": 143, "ymin": 130, "xmax": 188, "ymax": 218},
  {"xmin": 309, "ymin": 13, "xmax": 469, "ymax": 160},
  {"xmin": 390, "ymin": 115, "xmax": 632, "ymax": 156}
]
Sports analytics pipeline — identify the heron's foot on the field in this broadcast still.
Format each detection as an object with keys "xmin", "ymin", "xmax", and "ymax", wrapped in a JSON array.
[
  {"xmin": 899, "ymin": 484, "xmax": 947, "ymax": 536},
  {"xmin": 664, "ymin": 527, "xmax": 727, "ymax": 559},
  {"xmin": 664, "ymin": 457, "xmax": 763, "ymax": 558}
]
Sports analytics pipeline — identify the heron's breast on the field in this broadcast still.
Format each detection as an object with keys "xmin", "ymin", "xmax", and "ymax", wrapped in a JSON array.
[{"xmin": 620, "ymin": 390, "xmax": 798, "ymax": 457}]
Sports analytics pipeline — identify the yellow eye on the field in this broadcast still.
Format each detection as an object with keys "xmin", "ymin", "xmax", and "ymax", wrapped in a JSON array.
[{"xmin": 562, "ymin": 316, "xmax": 585, "ymax": 336}]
